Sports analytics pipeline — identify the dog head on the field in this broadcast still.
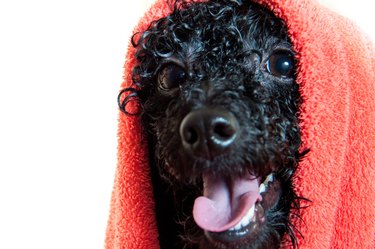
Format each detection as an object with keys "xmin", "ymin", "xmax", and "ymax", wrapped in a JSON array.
[{"xmin": 120, "ymin": 0, "xmax": 306, "ymax": 248}]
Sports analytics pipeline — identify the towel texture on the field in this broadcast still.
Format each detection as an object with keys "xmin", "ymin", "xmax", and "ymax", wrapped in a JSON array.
[{"xmin": 105, "ymin": 0, "xmax": 375, "ymax": 248}]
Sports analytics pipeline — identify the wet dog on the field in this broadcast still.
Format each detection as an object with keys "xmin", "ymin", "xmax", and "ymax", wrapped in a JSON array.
[{"xmin": 119, "ymin": 0, "xmax": 307, "ymax": 248}]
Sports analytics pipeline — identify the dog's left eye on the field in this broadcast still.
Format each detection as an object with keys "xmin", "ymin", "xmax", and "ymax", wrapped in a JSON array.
[
  {"xmin": 266, "ymin": 51, "xmax": 295, "ymax": 78},
  {"xmin": 157, "ymin": 64, "xmax": 187, "ymax": 90}
]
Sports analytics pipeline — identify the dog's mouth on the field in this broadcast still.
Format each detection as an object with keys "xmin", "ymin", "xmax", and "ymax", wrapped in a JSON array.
[{"xmin": 192, "ymin": 171, "xmax": 279, "ymax": 245}]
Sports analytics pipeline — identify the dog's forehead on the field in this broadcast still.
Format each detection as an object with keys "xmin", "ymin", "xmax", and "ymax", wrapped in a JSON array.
[
  {"xmin": 228, "ymin": 0, "xmax": 242, "ymax": 3},
  {"xmin": 158, "ymin": 2, "xmax": 289, "ymax": 53}
]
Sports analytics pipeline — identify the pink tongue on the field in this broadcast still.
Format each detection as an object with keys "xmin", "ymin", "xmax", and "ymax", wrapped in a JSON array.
[{"xmin": 193, "ymin": 172, "xmax": 261, "ymax": 232}]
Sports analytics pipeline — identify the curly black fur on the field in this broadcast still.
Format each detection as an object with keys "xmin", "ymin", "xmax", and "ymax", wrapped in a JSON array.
[{"xmin": 119, "ymin": 0, "xmax": 309, "ymax": 248}]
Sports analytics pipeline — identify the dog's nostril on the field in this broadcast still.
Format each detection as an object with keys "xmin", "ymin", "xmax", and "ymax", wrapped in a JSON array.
[
  {"xmin": 180, "ymin": 115, "xmax": 204, "ymax": 147},
  {"xmin": 185, "ymin": 127, "xmax": 199, "ymax": 144},
  {"xmin": 213, "ymin": 120, "xmax": 236, "ymax": 139}
]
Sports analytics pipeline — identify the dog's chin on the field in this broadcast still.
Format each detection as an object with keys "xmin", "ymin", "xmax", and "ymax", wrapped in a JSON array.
[{"xmin": 191, "ymin": 169, "xmax": 282, "ymax": 249}]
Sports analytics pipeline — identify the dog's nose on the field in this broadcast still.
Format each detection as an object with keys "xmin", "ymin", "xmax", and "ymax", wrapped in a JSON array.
[{"xmin": 180, "ymin": 108, "xmax": 239, "ymax": 159}]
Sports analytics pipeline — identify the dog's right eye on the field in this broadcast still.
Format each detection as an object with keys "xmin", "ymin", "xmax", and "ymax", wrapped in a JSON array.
[{"xmin": 157, "ymin": 64, "xmax": 187, "ymax": 90}]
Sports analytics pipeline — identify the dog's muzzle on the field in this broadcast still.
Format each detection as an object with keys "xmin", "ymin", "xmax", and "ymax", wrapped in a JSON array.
[{"xmin": 178, "ymin": 107, "xmax": 279, "ymax": 244}]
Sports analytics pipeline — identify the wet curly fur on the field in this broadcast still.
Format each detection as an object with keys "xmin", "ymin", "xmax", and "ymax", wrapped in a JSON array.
[{"xmin": 119, "ymin": 0, "xmax": 308, "ymax": 248}]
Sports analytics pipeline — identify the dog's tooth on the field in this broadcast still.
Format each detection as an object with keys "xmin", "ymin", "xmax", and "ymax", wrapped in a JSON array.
[
  {"xmin": 229, "ymin": 221, "xmax": 243, "ymax": 231},
  {"xmin": 259, "ymin": 183, "xmax": 266, "ymax": 193},
  {"xmin": 244, "ymin": 206, "xmax": 255, "ymax": 222},
  {"xmin": 269, "ymin": 174, "xmax": 274, "ymax": 182},
  {"xmin": 239, "ymin": 218, "xmax": 248, "ymax": 228},
  {"xmin": 266, "ymin": 174, "xmax": 274, "ymax": 183},
  {"xmin": 233, "ymin": 222, "xmax": 243, "ymax": 231},
  {"xmin": 228, "ymin": 206, "xmax": 255, "ymax": 231},
  {"xmin": 263, "ymin": 173, "xmax": 275, "ymax": 185},
  {"xmin": 239, "ymin": 206, "xmax": 254, "ymax": 227}
]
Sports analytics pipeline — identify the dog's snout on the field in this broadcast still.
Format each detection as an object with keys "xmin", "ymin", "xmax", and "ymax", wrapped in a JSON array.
[{"xmin": 180, "ymin": 108, "xmax": 239, "ymax": 159}]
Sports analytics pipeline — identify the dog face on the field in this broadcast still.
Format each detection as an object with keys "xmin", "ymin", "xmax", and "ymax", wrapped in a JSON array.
[{"xmin": 120, "ymin": 0, "xmax": 304, "ymax": 248}]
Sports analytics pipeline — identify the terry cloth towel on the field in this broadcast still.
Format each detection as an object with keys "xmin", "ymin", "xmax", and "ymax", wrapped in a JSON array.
[{"xmin": 105, "ymin": 0, "xmax": 375, "ymax": 248}]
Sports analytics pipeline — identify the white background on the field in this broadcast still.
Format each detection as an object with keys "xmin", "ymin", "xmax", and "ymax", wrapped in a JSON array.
[{"xmin": 0, "ymin": 0, "xmax": 373, "ymax": 248}]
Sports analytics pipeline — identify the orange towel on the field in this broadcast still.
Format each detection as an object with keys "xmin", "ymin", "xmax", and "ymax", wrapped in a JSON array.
[{"xmin": 105, "ymin": 0, "xmax": 375, "ymax": 248}]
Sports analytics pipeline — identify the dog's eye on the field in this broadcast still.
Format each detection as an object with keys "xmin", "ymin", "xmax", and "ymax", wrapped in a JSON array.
[
  {"xmin": 266, "ymin": 51, "xmax": 295, "ymax": 78},
  {"xmin": 158, "ymin": 64, "xmax": 187, "ymax": 90}
]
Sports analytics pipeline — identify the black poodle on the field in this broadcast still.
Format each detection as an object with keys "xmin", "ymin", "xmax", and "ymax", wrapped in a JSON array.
[{"xmin": 119, "ymin": 0, "xmax": 308, "ymax": 248}]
